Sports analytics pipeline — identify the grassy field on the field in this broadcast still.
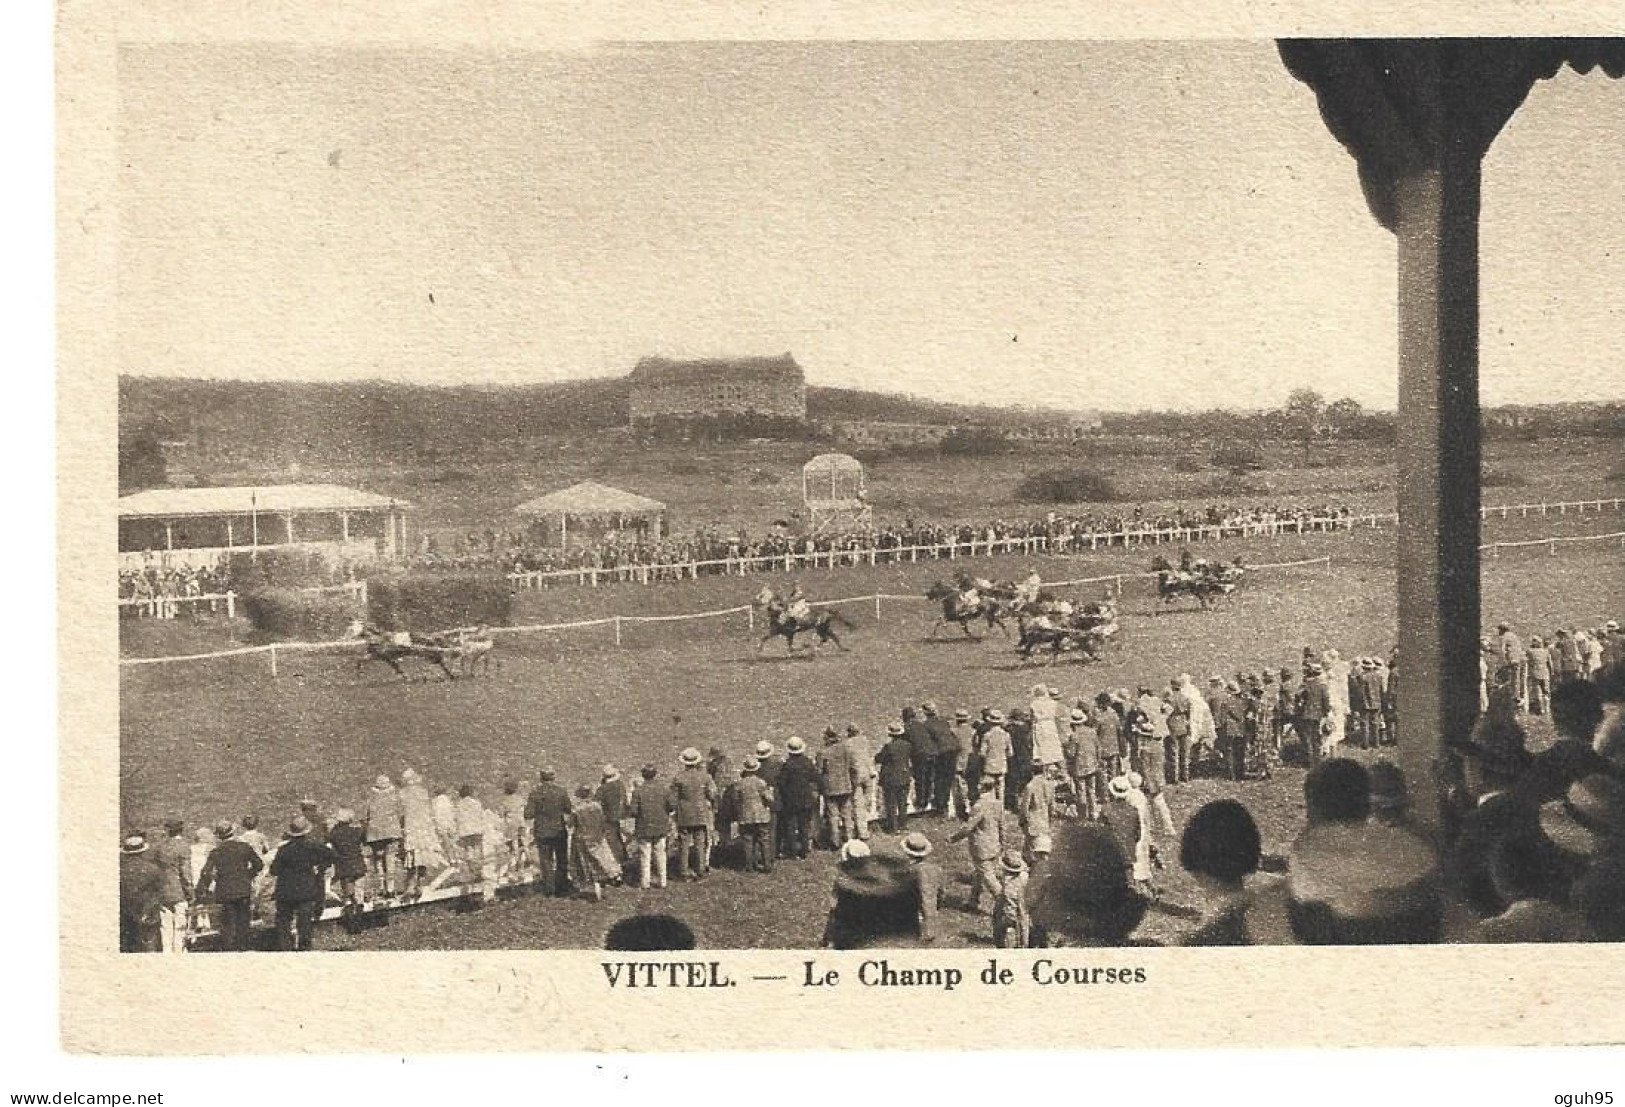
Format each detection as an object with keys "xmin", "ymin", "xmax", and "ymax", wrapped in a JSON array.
[
  {"xmin": 119, "ymin": 532, "xmax": 1622, "ymax": 948},
  {"xmin": 194, "ymin": 436, "xmax": 1620, "ymax": 541}
]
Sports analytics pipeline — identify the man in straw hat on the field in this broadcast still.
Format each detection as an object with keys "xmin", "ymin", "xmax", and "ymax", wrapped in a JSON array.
[
  {"xmin": 993, "ymin": 850, "xmax": 1032, "ymax": 949},
  {"xmin": 877, "ymin": 722, "xmax": 915, "ymax": 833},
  {"xmin": 977, "ymin": 709, "xmax": 1013, "ymax": 804},
  {"xmin": 734, "ymin": 757, "xmax": 776, "ymax": 873},
  {"xmin": 119, "ymin": 833, "xmax": 163, "ymax": 953},
  {"xmin": 269, "ymin": 816, "xmax": 334, "ymax": 952},
  {"xmin": 1295, "ymin": 661, "xmax": 1332, "ymax": 766},
  {"xmin": 775, "ymin": 737, "xmax": 821, "ymax": 860},
  {"xmin": 671, "ymin": 747, "xmax": 718, "ymax": 881},
  {"xmin": 901, "ymin": 832, "xmax": 943, "ymax": 941}
]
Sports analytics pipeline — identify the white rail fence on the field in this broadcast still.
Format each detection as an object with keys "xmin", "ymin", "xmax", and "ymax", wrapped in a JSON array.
[
  {"xmin": 118, "ymin": 579, "xmax": 367, "ymax": 620},
  {"xmin": 120, "ymin": 555, "xmax": 1335, "ymax": 672}
]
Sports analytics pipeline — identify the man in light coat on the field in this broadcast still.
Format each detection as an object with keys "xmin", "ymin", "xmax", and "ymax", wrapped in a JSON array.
[
  {"xmin": 670, "ymin": 747, "xmax": 718, "ymax": 880},
  {"xmin": 950, "ymin": 781, "xmax": 1007, "ymax": 915},
  {"xmin": 977, "ymin": 710, "xmax": 1014, "ymax": 803},
  {"xmin": 843, "ymin": 724, "xmax": 876, "ymax": 841}
]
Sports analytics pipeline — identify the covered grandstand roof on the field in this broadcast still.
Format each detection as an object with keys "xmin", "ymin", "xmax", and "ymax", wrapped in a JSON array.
[
  {"xmin": 513, "ymin": 481, "xmax": 666, "ymax": 518},
  {"xmin": 117, "ymin": 484, "xmax": 410, "ymax": 519}
]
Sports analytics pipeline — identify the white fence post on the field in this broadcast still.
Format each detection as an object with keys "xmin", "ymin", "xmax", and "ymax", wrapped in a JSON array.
[
  {"xmin": 614, "ymin": 616, "xmax": 622, "ymax": 646},
  {"xmin": 225, "ymin": 591, "xmax": 236, "ymax": 619},
  {"xmin": 269, "ymin": 645, "xmax": 278, "ymax": 678},
  {"xmin": 874, "ymin": 593, "xmax": 882, "ymax": 620}
]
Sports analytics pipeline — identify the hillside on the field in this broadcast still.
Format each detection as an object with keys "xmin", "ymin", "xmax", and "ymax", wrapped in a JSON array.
[{"xmin": 118, "ymin": 375, "xmax": 1078, "ymax": 467}]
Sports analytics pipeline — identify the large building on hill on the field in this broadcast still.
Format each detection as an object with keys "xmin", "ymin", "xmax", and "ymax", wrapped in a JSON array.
[{"xmin": 627, "ymin": 354, "xmax": 807, "ymax": 433}]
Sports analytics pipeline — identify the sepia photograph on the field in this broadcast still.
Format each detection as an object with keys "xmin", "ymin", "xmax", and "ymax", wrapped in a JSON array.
[
  {"xmin": 47, "ymin": 1, "xmax": 1625, "ymax": 1061},
  {"xmin": 108, "ymin": 35, "xmax": 1625, "ymax": 958}
]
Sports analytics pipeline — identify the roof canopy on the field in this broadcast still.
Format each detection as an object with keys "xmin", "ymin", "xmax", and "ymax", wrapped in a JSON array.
[
  {"xmin": 513, "ymin": 481, "xmax": 666, "ymax": 518},
  {"xmin": 117, "ymin": 483, "xmax": 410, "ymax": 519}
]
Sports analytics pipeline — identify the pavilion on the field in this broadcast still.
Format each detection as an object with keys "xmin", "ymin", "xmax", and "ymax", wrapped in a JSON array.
[
  {"xmin": 117, "ymin": 483, "xmax": 410, "ymax": 571},
  {"xmin": 1277, "ymin": 38, "xmax": 1624, "ymax": 832},
  {"xmin": 513, "ymin": 480, "xmax": 668, "ymax": 548}
]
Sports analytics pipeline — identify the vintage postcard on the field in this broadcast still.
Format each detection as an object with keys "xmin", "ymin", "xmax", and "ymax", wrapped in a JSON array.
[{"xmin": 59, "ymin": 0, "xmax": 1625, "ymax": 1054}]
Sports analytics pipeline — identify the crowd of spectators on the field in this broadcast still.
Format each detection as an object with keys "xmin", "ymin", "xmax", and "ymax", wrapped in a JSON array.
[
  {"xmin": 118, "ymin": 499, "xmax": 1375, "ymax": 613},
  {"xmin": 117, "ymin": 619, "xmax": 1625, "ymax": 952}
]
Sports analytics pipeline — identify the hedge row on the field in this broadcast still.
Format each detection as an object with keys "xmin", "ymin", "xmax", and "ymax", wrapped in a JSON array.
[
  {"xmin": 366, "ymin": 572, "xmax": 512, "ymax": 633},
  {"xmin": 240, "ymin": 588, "xmax": 360, "ymax": 643}
]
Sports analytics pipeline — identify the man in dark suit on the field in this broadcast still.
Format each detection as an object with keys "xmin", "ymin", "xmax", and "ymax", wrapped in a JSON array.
[
  {"xmin": 922, "ymin": 703, "xmax": 958, "ymax": 814},
  {"xmin": 197, "ymin": 819, "xmax": 264, "ymax": 951},
  {"xmin": 1295, "ymin": 663, "xmax": 1332, "ymax": 766},
  {"xmin": 903, "ymin": 707, "xmax": 937, "ymax": 815},
  {"xmin": 269, "ymin": 816, "xmax": 334, "ymax": 952},
  {"xmin": 524, "ymin": 767, "xmax": 573, "ymax": 896},
  {"xmin": 119, "ymin": 834, "xmax": 163, "ymax": 953},
  {"xmin": 776, "ymin": 737, "xmax": 822, "ymax": 859},
  {"xmin": 876, "ymin": 722, "xmax": 915, "ymax": 833}
]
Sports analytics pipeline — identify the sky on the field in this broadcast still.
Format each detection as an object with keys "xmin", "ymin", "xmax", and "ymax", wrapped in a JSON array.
[{"xmin": 117, "ymin": 41, "xmax": 1625, "ymax": 411}]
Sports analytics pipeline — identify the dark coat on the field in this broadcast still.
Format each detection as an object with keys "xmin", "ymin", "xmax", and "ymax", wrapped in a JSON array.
[
  {"xmin": 777, "ymin": 754, "xmax": 823, "ymax": 812},
  {"xmin": 269, "ymin": 836, "xmax": 335, "ymax": 903},
  {"xmin": 1214, "ymin": 693, "xmax": 1248, "ymax": 739},
  {"xmin": 597, "ymin": 779, "xmax": 628, "ymax": 824},
  {"xmin": 120, "ymin": 853, "xmax": 164, "ymax": 925},
  {"xmin": 905, "ymin": 719, "xmax": 936, "ymax": 765},
  {"xmin": 629, "ymin": 779, "xmax": 675, "ymax": 840},
  {"xmin": 524, "ymin": 782, "xmax": 572, "ymax": 840},
  {"xmin": 876, "ymin": 736, "xmax": 915, "ymax": 787},
  {"xmin": 924, "ymin": 716, "xmax": 955, "ymax": 759},
  {"xmin": 1296, "ymin": 678, "xmax": 1332, "ymax": 721},
  {"xmin": 756, "ymin": 754, "xmax": 785, "ymax": 790},
  {"xmin": 325, "ymin": 823, "xmax": 368, "ymax": 881},
  {"xmin": 199, "ymin": 838, "xmax": 264, "ymax": 901}
]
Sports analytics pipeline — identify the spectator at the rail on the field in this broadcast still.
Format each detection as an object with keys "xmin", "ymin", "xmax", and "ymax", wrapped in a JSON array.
[
  {"xmin": 569, "ymin": 785, "xmax": 620, "ymax": 901},
  {"xmin": 1005, "ymin": 707, "xmax": 1035, "ymax": 814},
  {"xmin": 901, "ymin": 706, "xmax": 934, "ymax": 817},
  {"xmin": 237, "ymin": 814, "xmax": 270, "ymax": 858},
  {"xmin": 993, "ymin": 851, "xmax": 1031, "ymax": 949},
  {"xmin": 876, "ymin": 722, "xmax": 913, "ymax": 833},
  {"xmin": 629, "ymin": 763, "xmax": 674, "ymax": 889},
  {"xmin": 269, "ymin": 816, "xmax": 334, "ymax": 952},
  {"xmin": 816, "ymin": 729, "xmax": 858, "ymax": 850},
  {"xmin": 901, "ymin": 832, "xmax": 943, "ymax": 942},
  {"xmin": 593, "ymin": 767, "xmax": 627, "ymax": 875},
  {"xmin": 951, "ymin": 779, "xmax": 1007, "ymax": 915},
  {"xmin": 526, "ymin": 768, "xmax": 573, "ymax": 897},
  {"xmin": 844, "ymin": 724, "xmax": 876, "ymax": 842},
  {"xmin": 454, "ymin": 785, "xmax": 487, "ymax": 886},
  {"xmin": 671, "ymin": 747, "xmax": 717, "ymax": 881},
  {"xmin": 1164, "ymin": 678, "xmax": 1193, "ymax": 785},
  {"xmin": 753, "ymin": 742, "xmax": 784, "ymax": 860},
  {"xmin": 119, "ymin": 833, "xmax": 164, "ymax": 953},
  {"xmin": 325, "ymin": 809, "xmax": 366, "ymax": 924},
  {"xmin": 152, "ymin": 818, "xmax": 194, "ymax": 955},
  {"xmin": 777, "ymin": 737, "xmax": 821, "ymax": 861},
  {"xmin": 1526, "ymin": 636, "xmax": 1553, "ymax": 716},
  {"xmin": 1065, "ymin": 707, "xmax": 1102, "ymax": 821},
  {"xmin": 922, "ymin": 703, "xmax": 957, "ymax": 815},
  {"xmin": 733, "ymin": 758, "xmax": 775, "ymax": 874},
  {"xmin": 976, "ymin": 710, "xmax": 1013, "ymax": 804},
  {"xmin": 1029, "ymin": 684, "xmax": 1065, "ymax": 772},
  {"xmin": 199, "ymin": 819, "xmax": 263, "ymax": 951},
  {"xmin": 363, "ymin": 774, "xmax": 405, "ymax": 898},
  {"xmin": 398, "ymin": 769, "xmax": 443, "ymax": 898}
]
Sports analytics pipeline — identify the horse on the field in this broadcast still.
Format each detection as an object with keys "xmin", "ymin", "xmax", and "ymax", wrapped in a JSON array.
[
  {"xmin": 924, "ymin": 580, "xmax": 1010, "ymax": 639},
  {"xmin": 1015, "ymin": 614, "xmax": 1117, "ymax": 665},
  {"xmin": 752, "ymin": 591, "xmax": 854, "ymax": 654},
  {"xmin": 348, "ymin": 620, "xmax": 459, "ymax": 680},
  {"xmin": 434, "ymin": 625, "xmax": 496, "ymax": 677},
  {"xmin": 1149, "ymin": 556, "xmax": 1242, "ymax": 611}
]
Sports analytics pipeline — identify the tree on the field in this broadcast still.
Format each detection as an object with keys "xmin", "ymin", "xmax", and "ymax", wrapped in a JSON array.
[
  {"xmin": 118, "ymin": 427, "xmax": 167, "ymax": 493},
  {"xmin": 1283, "ymin": 388, "xmax": 1326, "ymax": 463},
  {"xmin": 1325, "ymin": 397, "xmax": 1365, "ymax": 439}
]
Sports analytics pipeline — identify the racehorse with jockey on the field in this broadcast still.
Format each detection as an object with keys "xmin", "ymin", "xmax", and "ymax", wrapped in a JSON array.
[
  {"xmin": 753, "ymin": 584, "xmax": 852, "ymax": 654},
  {"xmin": 1152, "ymin": 551, "xmax": 1245, "ymax": 610}
]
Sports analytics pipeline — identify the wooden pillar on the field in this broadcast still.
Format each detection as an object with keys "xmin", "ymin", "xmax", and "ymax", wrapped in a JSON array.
[
  {"xmin": 225, "ymin": 517, "xmax": 234, "ymax": 549},
  {"xmin": 1392, "ymin": 150, "xmax": 1484, "ymax": 834},
  {"xmin": 340, "ymin": 511, "xmax": 350, "ymax": 542},
  {"xmin": 284, "ymin": 512, "xmax": 296, "ymax": 545}
]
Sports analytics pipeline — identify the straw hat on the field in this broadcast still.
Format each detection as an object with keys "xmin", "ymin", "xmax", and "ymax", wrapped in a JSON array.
[
  {"xmin": 901, "ymin": 832, "xmax": 933, "ymax": 860},
  {"xmin": 373, "ymin": 774, "xmax": 394, "ymax": 791},
  {"xmin": 1107, "ymin": 775, "xmax": 1133, "ymax": 799},
  {"xmin": 121, "ymin": 833, "xmax": 148, "ymax": 855},
  {"xmin": 839, "ymin": 839, "xmax": 871, "ymax": 863},
  {"xmin": 1000, "ymin": 850, "xmax": 1028, "ymax": 876},
  {"xmin": 786, "ymin": 736, "xmax": 807, "ymax": 755},
  {"xmin": 400, "ymin": 768, "xmax": 422, "ymax": 786},
  {"xmin": 286, "ymin": 815, "xmax": 311, "ymax": 838},
  {"xmin": 742, "ymin": 757, "xmax": 760, "ymax": 773},
  {"xmin": 601, "ymin": 764, "xmax": 620, "ymax": 782},
  {"xmin": 680, "ymin": 747, "xmax": 703, "ymax": 767},
  {"xmin": 755, "ymin": 740, "xmax": 774, "ymax": 757},
  {"xmin": 986, "ymin": 709, "xmax": 1007, "ymax": 724},
  {"xmin": 1069, "ymin": 708, "xmax": 1088, "ymax": 723}
]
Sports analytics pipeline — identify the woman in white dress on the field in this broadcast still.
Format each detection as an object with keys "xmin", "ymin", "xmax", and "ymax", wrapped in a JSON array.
[
  {"xmin": 1029, "ymin": 684, "xmax": 1065, "ymax": 768},
  {"xmin": 1323, "ymin": 649, "xmax": 1351, "ymax": 753},
  {"xmin": 398, "ymin": 768, "xmax": 445, "ymax": 896}
]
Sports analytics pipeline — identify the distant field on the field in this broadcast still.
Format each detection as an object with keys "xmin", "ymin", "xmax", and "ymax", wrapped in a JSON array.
[
  {"xmin": 194, "ymin": 436, "xmax": 1619, "ymax": 542},
  {"xmin": 119, "ymin": 536, "xmax": 1622, "ymax": 948}
]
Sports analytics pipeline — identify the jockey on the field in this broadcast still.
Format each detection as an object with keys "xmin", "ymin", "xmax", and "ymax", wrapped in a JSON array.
[
  {"xmin": 786, "ymin": 582, "xmax": 812, "ymax": 623},
  {"xmin": 1016, "ymin": 571, "xmax": 1043, "ymax": 605}
]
